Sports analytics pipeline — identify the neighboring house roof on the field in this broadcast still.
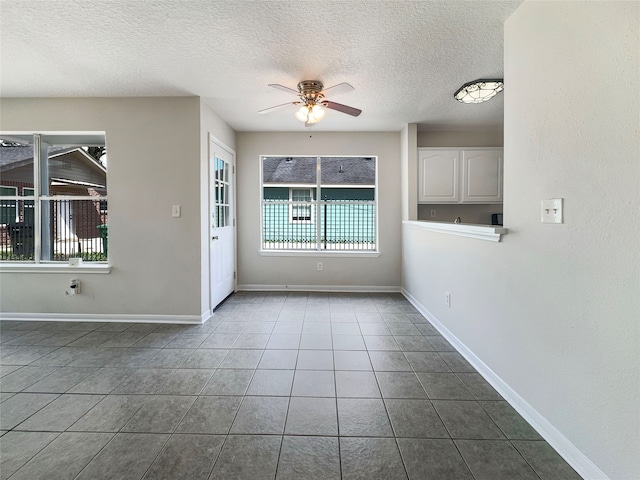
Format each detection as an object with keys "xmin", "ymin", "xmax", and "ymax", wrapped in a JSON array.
[
  {"xmin": 0, "ymin": 146, "xmax": 106, "ymax": 172},
  {"xmin": 0, "ymin": 145, "xmax": 107, "ymax": 189},
  {"xmin": 263, "ymin": 157, "xmax": 375, "ymax": 185},
  {"xmin": 0, "ymin": 146, "xmax": 71, "ymax": 171}
]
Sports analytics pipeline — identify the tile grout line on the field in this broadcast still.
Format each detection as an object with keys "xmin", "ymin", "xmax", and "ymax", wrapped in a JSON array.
[
  {"xmin": 332, "ymin": 338, "xmax": 343, "ymax": 480},
  {"xmin": 371, "ymin": 348, "xmax": 411, "ymax": 480}
]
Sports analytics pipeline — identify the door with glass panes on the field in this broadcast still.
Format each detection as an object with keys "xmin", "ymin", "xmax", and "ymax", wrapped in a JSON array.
[{"xmin": 209, "ymin": 140, "xmax": 235, "ymax": 310}]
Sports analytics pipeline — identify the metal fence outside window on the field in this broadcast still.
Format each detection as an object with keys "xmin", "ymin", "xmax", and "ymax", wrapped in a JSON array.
[
  {"xmin": 262, "ymin": 199, "xmax": 376, "ymax": 251},
  {"xmin": 0, "ymin": 198, "xmax": 107, "ymax": 261}
]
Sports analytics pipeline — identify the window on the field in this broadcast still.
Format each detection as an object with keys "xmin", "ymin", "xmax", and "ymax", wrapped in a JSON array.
[
  {"xmin": 261, "ymin": 156, "xmax": 376, "ymax": 252},
  {"xmin": 290, "ymin": 188, "xmax": 313, "ymax": 222},
  {"xmin": 0, "ymin": 133, "xmax": 107, "ymax": 262},
  {"xmin": 213, "ymin": 156, "xmax": 231, "ymax": 228}
]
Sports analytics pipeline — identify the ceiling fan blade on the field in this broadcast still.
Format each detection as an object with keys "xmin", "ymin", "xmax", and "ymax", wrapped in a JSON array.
[
  {"xmin": 268, "ymin": 83, "xmax": 299, "ymax": 95},
  {"xmin": 258, "ymin": 102, "xmax": 299, "ymax": 114},
  {"xmin": 324, "ymin": 100, "xmax": 362, "ymax": 117},
  {"xmin": 321, "ymin": 82, "xmax": 354, "ymax": 98}
]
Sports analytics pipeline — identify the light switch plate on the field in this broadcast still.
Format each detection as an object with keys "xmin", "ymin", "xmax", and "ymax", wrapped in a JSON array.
[
  {"xmin": 541, "ymin": 198, "xmax": 563, "ymax": 224},
  {"xmin": 172, "ymin": 205, "xmax": 181, "ymax": 218}
]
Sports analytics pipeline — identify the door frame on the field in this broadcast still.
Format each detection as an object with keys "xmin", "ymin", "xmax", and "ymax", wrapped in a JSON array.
[{"xmin": 207, "ymin": 134, "xmax": 237, "ymax": 313}]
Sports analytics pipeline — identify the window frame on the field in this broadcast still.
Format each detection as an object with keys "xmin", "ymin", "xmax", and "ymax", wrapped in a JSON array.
[
  {"xmin": 260, "ymin": 155, "xmax": 379, "ymax": 255},
  {"xmin": 0, "ymin": 132, "xmax": 109, "ymax": 268}
]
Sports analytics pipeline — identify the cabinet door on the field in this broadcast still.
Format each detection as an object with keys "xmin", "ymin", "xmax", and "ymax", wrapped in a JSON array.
[
  {"xmin": 462, "ymin": 149, "xmax": 503, "ymax": 203},
  {"xmin": 418, "ymin": 149, "xmax": 460, "ymax": 203}
]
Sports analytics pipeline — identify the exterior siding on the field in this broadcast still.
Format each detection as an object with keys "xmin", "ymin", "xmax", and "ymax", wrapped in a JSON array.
[{"xmin": 262, "ymin": 186, "xmax": 375, "ymax": 245}]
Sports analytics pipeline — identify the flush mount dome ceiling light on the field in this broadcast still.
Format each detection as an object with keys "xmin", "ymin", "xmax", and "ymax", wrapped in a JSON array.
[{"xmin": 454, "ymin": 79, "xmax": 504, "ymax": 104}]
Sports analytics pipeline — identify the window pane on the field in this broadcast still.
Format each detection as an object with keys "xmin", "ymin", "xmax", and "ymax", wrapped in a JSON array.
[
  {"xmin": 320, "ymin": 157, "xmax": 375, "ymax": 186},
  {"xmin": 261, "ymin": 156, "xmax": 376, "ymax": 252},
  {"xmin": 40, "ymin": 198, "xmax": 107, "ymax": 261},
  {"xmin": 1, "ymin": 135, "xmax": 108, "ymax": 263},
  {"xmin": 1, "ymin": 207, "xmax": 35, "ymax": 261},
  {"xmin": 43, "ymin": 140, "xmax": 107, "ymax": 262},
  {"xmin": 262, "ymin": 157, "xmax": 317, "ymax": 186},
  {"xmin": 46, "ymin": 145, "xmax": 107, "ymax": 197},
  {"xmin": 0, "ymin": 138, "xmax": 35, "ymax": 259},
  {"xmin": 0, "ymin": 137, "xmax": 35, "ymax": 200},
  {"xmin": 320, "ymin": 158, "xmax": 376, "ymax": 251}
]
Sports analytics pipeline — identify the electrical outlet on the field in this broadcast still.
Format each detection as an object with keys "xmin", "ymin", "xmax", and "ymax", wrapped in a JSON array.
[
  {"xmin": 445, "ymin": 292, "xmax": 451, "ymax": 307},
  {"xmin": 317, "ymin": 262, "xmax": 323, "ymax": 271},
  {"xmin": 67, "ymin": 279, "xmax": 80, "ymax": 296},
  {"xmin": 541, "ymin": 198, "xmax": 563, "ymax": 224},
  {"xmin": 430, "ymin": 209, "xmax": 437, "ymax": 218}
]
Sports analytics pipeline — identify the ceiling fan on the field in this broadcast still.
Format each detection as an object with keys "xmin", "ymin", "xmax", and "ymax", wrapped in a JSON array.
[{"xmin": 259, "ymin": 80, "xmax": 362, "ymax": 125}]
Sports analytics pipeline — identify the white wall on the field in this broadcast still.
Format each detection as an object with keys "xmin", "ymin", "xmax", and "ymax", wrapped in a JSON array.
[
  {"xmin": 0, "ymin": 97, "xmax": 209, "ymax": 317},
  {"xmin": 401, "ymin": 123, "xmax": 418, "ymax": 221},
  {"xmin": 403, "ymin": 2, "xmax": 639, "ymax": 478},
  {"xmin": 236, "ymin": 131, "xmax": 401, "ymax": 290},
  {"xmin": 417, "ymin": 129, "xmax": 503, "ymax": 148}
]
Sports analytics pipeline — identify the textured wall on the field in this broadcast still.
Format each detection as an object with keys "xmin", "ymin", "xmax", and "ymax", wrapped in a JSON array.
[
  {"xmin": 236, "ymin": 131, "xmax": 401, "ymax": 290},
  {"xmin": 404, "ymin": 1, "xmax": 639, "ymax": 478},
  {"xmin": 0, "ymin": 97, "xmax": 204, "ymax": 316},
  {"xmin": 401, "ymin": 124, "xmax": 418, "ymax": 221},
  {"xmin": 417, "ymin": 130, "xmax": 503, "ymax": 148}
]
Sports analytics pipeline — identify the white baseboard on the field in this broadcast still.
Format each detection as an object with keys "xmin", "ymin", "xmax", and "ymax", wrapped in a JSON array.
[
  {"xmin": 237, "ymin": 284, "xmax": 401, "ymax": 293},
  {"xmin": 401, "ymin": 288, "xmax": 609, "ymax": 480},
  {"xmin": 0, "ymin": 312, "xmax": 204, "ymax": 325},
  {"xmin": 201, "ymin": 311, "xmax": 214, "ymax": 324}
]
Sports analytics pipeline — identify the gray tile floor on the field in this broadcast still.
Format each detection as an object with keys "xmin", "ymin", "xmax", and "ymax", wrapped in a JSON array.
[{"xmin": 0, "ymin": 292, "xmax": 582, "ymax": 480}]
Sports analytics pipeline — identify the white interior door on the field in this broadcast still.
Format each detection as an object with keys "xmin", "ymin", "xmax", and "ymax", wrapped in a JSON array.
[{"xmin": 209, "ymin": 141, "xmax": 235, "ymax": 310}]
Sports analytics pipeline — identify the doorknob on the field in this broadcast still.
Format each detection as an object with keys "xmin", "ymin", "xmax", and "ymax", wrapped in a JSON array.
[{"xmin": 212, "ymin": 236, "xmax": 219, "ymax": 240}]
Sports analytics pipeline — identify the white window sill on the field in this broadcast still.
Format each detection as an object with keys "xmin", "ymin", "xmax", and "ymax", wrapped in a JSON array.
[
  {"xmin": 260, "ymin": 250, "xmax": 381, "ymax": 258},
  {"xmin": 403, "ymin": 220, "xmax": 507, "ymax": 242},
  {"xmin": 0, "ymin": 263, "xmax": 111, "ymax": 274}
]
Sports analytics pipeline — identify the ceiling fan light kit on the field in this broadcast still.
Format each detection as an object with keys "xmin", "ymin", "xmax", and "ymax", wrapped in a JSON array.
[
  {"xmin": 295, "ymin": 103, "xmax": 326, "ymax": 124},
  {"xmin": 259, "ymin": 79, "xmax": 362, "ymax": 125},
  {"xmin": 454, "ymin": 79, "xmax": 504, "ymax": 104}
]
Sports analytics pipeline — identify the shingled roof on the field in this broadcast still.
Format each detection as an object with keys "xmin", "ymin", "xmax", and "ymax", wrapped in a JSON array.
[
  {"xmin": 0, "ymin": 146, "xmax": 76, "ymax": 170},
  {"xmin": 263, "ymin": 157, "xmax": 375, "ymax": 185}
]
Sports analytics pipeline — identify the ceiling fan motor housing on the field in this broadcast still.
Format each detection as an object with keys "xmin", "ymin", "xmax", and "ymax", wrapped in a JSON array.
[
  {"xmin": 297, "ymin": 80, "xmax": 324, "ymax": 95},
  {"xmin": 297, "ymin": 80, "xmax": 326, "ymax": 106}
]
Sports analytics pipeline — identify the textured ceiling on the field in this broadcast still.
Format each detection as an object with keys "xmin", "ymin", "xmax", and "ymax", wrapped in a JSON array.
[{"xmin": 0, "ymin": 0, "xmax": 523, "ymax": 132}]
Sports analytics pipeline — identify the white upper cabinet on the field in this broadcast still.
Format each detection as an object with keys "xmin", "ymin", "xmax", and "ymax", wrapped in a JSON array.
[
  {"xmin": 461, "ymin": 149, "xmax": 503, "ymax": 203},
  {"xmin": 418, "ymin": 149, "xmax": 460, "ymax": 202},
  {"xmin": 418, "ymin": 147, "xmax": 503, "ymax": 204}
]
